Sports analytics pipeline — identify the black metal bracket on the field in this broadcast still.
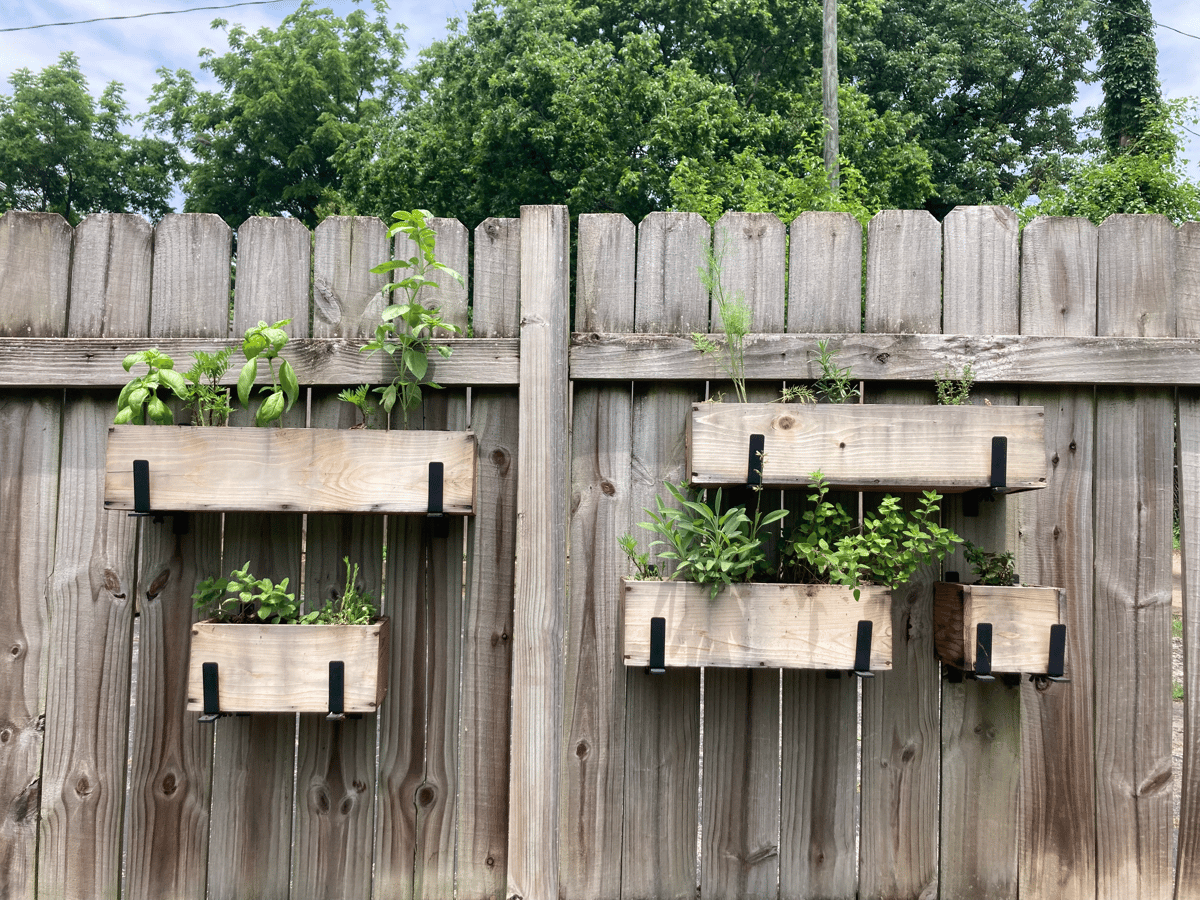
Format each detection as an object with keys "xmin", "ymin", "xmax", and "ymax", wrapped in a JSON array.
[
  {"xmin": 974, "ymin": 622, "xmax": 995, "ymax": 681},
  {"xmin": 647, "ymin": 617, "xmax": 666, "ymax": 674},
  {"xmin": 945, "ymin": 571, "xmax": 960, "ymax": 584},
  {"xmin": 964, "ymin": 436, "xmax": 1008, "ymax": 517},
  {"xmin": 426, "ymin": 461, "xmax": 449, "ymax": 537},
  {"xmin": 1046, "ymin": 624, "xmax": 1070, "ymax": 682},
  {"xmin": 129, "ymin": 459, "xmax": 190, "ymax": 533},
  {"xmin": 747, "ymin": 433, "xmax": 765, "ymax": 487},
  {"xmin": 198, "ymin": 661, "xmax": 225, "ymax": 723},
  {"xmin": 327, "ymin": 660, "xmax": 346, "ymax": 721},
  {"xmin": 853, "ymin": 620, "xmax": 874, "ymax": 678}
]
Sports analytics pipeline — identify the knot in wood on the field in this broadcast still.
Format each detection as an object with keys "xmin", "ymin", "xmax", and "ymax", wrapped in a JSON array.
[
  {"xmin": 161, "ymin": 773, "xmax": 178, "ymax": 796},
  {"xmin": 600, "ymin": 480, "xmax": 616, "ymax": 496},
  {"xmin": 416, "ymin": 785, "xmax": 437, "ymax": 808}
]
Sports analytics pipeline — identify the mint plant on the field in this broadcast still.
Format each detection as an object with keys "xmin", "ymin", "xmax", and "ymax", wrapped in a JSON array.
[
  {"xmin": 114, "ymin": 349, "xmax": 188, "ymax": 424},
  {"xmin": 237, "ymin": 319, "xmax": 300, "ymax": 427},
  {"xmin": 192, "ymin": 561, "xmax": 300, "ymax": 623},
  {"xmin": 365, "ymin": 209, "xmax": 463, "ymax": 423}
]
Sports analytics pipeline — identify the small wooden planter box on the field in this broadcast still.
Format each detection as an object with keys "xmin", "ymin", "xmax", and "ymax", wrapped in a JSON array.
[
  {"xmin": 933, "ymin": 582, "xmax": 1067, "ymax": 675},
  {"xmin": 687, "ymin": 402, "xmax": 1046, "ymax": 492},
  {"xmin": 104, "ymin": 425, "xmax": 475, "ymax": 514},
  {"xmin": 621, "ymin": 579, "xmax": 892, "ymax": 671},
  {"xmin": 186, "ymin": 617, "xmax": 390, "ymax": 714}
]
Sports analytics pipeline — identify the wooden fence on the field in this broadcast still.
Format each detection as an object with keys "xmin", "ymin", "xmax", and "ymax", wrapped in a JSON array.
[{"xmin": 1, "ymin": 205, "xmax": 1199, "ymax": 900}]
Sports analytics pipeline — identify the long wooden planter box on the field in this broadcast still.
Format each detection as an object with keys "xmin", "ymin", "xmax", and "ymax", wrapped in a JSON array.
[
  {"xmin": 687, "ymin": 402, "xmax": 1046, "ymax": 492},
  {"xmin": 104, "ymin": 425, "xmax": 475, "ymax": 514},
  {"xmin": 933, "ymin": 582, "xmax": 1066, "ymax": 674},
  {"xmin": 621, "ymin": 579, "xmax": 892, "ymax": 670},
  {"xmin": 186, "ymin": 617, "xmax": 390, "ymax": 714}
]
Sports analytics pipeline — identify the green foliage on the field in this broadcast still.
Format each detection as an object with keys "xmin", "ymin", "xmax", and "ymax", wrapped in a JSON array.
[
  {"xmin": 237, "ymin": 319, "xmax": 299, "ymax": 427},
  {"xmin": 193, "ymin": 561, "xmax": 300, "ymax": 623},
  {"xmin": 0, "ymin": 52, "xmax": 181, "ymax": 224},
  {"xmin": 301, "ymin": 557, "xmax": 379, "ymax": 625},
  {"xmin": 1013, "ymin": 100, "xmax": 1200, "ymax": 226},
  {"xmin": 935, "ymin": 364, "xmax": 975, "ymax": 406},
  {"xmin": 617, "ymin": 534, "xmax": 658, "ymax": 580},
  {"xmin": 115, "ymin": 349, "xmax": 188, "ymax": 425},
  {"xmin": 182, "ymin": 348, "xmax": 234, "ymax": 426},
  {"xmin": 963, "ymin": 541, "xmax": 1016, "ymax": 586},
  {"xmin": 783, "ymin": 472, "xmax": 962, "ymax": 600},
  {"xmin": 635, "ymin": 482, "xmax": 788, "ymax": 599},
  {"xmin": 810, "ymin": 339, "xmax": 859, "ymax": 404},
  {"xmin": 364, "ymin": 209, "xmax": 463, "ymax": 423},
  {"xmin": 145, "ymin": 0, "xmax": 406, "ymax": 228},
  {"xmin": 1093, "ymin": 0, "xmax": 1161, "ymax": 153},
  {"xmin": 693, "ymin": 241, "xmax": 752, "ymax": 403},
  {"xmin": 338, "ymin": 383, "xmax": 385, "ymax": 429}
]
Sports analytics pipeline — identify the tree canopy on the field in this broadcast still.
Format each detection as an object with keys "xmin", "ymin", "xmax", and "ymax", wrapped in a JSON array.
[
  {"xmin": 0, "ymin": 52, "xmax": 181, "ymax": 225},
  {"xmin": 1093, "ymin": 0, "xmax": 1162, "ymax": 152},
  {"xmin": 146, "ymin": 0, "xmax": 407, "ymax": 228}
]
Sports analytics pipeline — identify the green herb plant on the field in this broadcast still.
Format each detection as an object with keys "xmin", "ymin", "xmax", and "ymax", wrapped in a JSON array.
[
  {"xmin": 693, "ymin": 241, "xmax": 753, "ymax": 403},
  {"xmin": 338, "ymin": 383, "xmax": 385, "ymax": 429},
  {"xmin": 628, "ymin": 481, "xmax": 788, "ymax": 599},
  {"xmin": 783, "ymin": 471, "xmax": 961, "ymax": 600},
  {"xmin": 936, "ymin": 363, "xmax": 976, "ymax": 405},
  {"xmin": 182, "ymin": 347, "xmax": 234, "ymax": 426},
  {"xmin": 237, "ymin": 319, "xmax": 300, "ymax": 426},
  {"xmin": 618, "ymin": 533, "xmax": 658, "ymax": 579},
  {"xmin": 193, "ymin": 561, "xmax": 301, "ymax": 623},
  {"xmin": 300, "ymin": 557, "xmax": 380, "ymax": 625},
  {"xmin": 810, "ymin": 339, "xmax": 860, "ymax": 403},
  {"xmin": 114, "ymin": 349, "xmax": 188, "ymax": 424},
  {"xmin": 365, "ymin": 209, "xmax": 464, "ymax": 422},
  {"xmin": 963, "ymin": 540, "xmax": 1017, "ymax": 586}
]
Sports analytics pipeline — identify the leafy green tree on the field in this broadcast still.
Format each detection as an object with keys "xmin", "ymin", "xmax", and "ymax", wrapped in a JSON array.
[
  {"xmin": 1093, "ymin": 0, "xmax": 1162, "ymax": 152},
  {"xmin": 146, "ymin": 0, "xmax": 406, "ymax": 228},
  {"xmin": 0, "ymin": 52, "xmax": 180, "ymax": 224}
]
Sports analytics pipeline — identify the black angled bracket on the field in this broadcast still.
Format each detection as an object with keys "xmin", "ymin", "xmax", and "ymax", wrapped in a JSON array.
[
  {"xmin": 327, "ymin": 660, "xmax": 346, "ymax": 721},
  {"xmin": 747, "ymin": 433, "xmax": 765, "ymax": 487},
  {"xmin": 1046, "ymin": 624, "xmax": 1070, "ymax": 682},
  {"xmin": 964, "ymin": 436, "xmax": 1008, "ymax": 517},
  {"xmin": 427, "ymin": 461, "xmax": 449, "ymax": 537},
  {"xmin": 129, "ymin": 460, "xmax": 190, "ymax": 533},
  {"xmin": 198, "ymin": 661, "xmax": 224, "ymax": 723},
  {"xmin": 647, "ymin": 617, "xmax": 666, "ymax": 674},
  {"xmin": 853, "ymin": 620, "xmax": 874, "ymax": 678},
  {"xmin": 974, "ymin": 623, "xmax": 995, "ymax": 681}
]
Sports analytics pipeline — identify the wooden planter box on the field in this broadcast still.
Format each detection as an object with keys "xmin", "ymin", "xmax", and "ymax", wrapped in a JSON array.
[
  {"xmin": 186, "ymin": 617, "xmax": 390, "ymax": 714},
  {"xmin": 933, "ymin": 582, "xmax": 1067, "ymax": 675},
  {"xmin": 104, "ymin": 425, "xmax": 475, "ymax": 514},
  {"xmin": 687, "ymin": 402, "xmax": 1046, "ymax": 493},
  {"xmin": 621, "ymin": 579, "xmax": 892, "ymax": 671}
]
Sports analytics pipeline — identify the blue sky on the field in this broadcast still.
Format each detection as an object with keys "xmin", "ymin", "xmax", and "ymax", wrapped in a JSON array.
[{"xmin": 3, "ymin": 0, "xmax": 1200, "ymax": 207}]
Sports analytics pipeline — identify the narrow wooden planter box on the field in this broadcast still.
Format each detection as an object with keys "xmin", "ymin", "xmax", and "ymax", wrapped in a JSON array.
[
  {"xmin": 933, "ymin": 582, "xmax": 1067, "ymax": 675},
  {"xmin": 621, "ymin": 579, "xmax": 892, "ymax": 670},
  {"xmin": 104, "ymin": 425, "xmax": 475, "ymax": 514},
  {"xmin": 186, "ymin": 617, "xmax": 390, "ymax": 714},
  {"xmin": 687, "ymin": 402, "xmax": 1047, "ymax": 492}
]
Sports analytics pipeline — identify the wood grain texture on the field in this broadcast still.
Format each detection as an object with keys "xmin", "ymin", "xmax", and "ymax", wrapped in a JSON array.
[
  {"xmin": 1017, "ymin": 217, "xmax": 1099, "ymax": 900},
  {"xmin": 622, "ymin": 581, "xmax": 892, "ymax": 669},
  {"xmin": 561, "ymin": 214, "xmax": 634, "ymax": 899},
  {"xmin": 455, "ymin": 217, "xmax": 520, "ymax": 900},
  {"xmin": 507, "ymin": 205, "xmax": 570, "ymax": 900},
  {"xmin": 37, "ymin": 213, "xmax": 148, "ymax": 900},
  {"xmin": 312, "ymin": 215, "xmax": 389, "ymax": 337},
  {"xmin": 621, "ymin": 211, "xmax": 707, "ymax": 900},
  {"xmin": 1175, "ymin": 221, "xmax": 1200, "ymax": 900},
  {"xmin": 1093, "ymin": 216, "xmax": 1175, "ymax": 900},
  {"xmin": 933, "ymin": 584, "xmax": 1066, "ymax": 672},
  {"xmin": 688, "ymin": 402, "xmax": 1046, "ymax": 491},
  {"xmin": 859, "ymin": 209, "xmax": 942, "ymax": 900},
  {"xmin": 148, "ymin": 214, "xmax": 232, "ymax": 338},
  {"xmin": 943, "ymin": 206, "xmax": 1019, "ymax": 335},
  {"xmin": 568, "ymin": 331, "xmax": 1200, "ymax": 384},
  {"xmin": 0, "ymin": 211, "xmax": 70, "ymax": 900},
  {"xmin": 104, "ymin": 426, "xmax": 476, "ymax": 514},
  {"xmin": 787, "ymin": 211, "xmax": 862, "ymax": 334}
]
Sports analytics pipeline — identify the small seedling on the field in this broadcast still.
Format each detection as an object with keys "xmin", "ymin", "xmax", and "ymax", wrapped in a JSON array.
[
  {"xmin": 182, "ymin": 347, "xmax": 234, "ymax": 426},
  {"xmin": 810, "ymin": 339, "xmax": 859, "ymax": 403},
  {"xmin": 237, "ymin": 319, "xmax": 300, "ymax": 426},
  {"xmin": 301, "ymin": 557, "xmax": 379, "ymax": 624},
  {"xmin": 338, "ymin": 383, "xmax": 384, "ymax": 429},
  {"xmin": 114, "ymin": 349, "xmax": 188, "ymax": 424},
  {"xmin": 618, "ymin": 533, "xmax": 658, "ymax": 579},
  {"xmin": 693, "ymin": 240, "xmax": 753, "ymax": 403},
  {"xmin": 936, "ymin": 363, "xmax": 975, "ymax": 405},
  {"xmin": 964, "ymin": 541, "xmax": 1017, "ymax": 586}
]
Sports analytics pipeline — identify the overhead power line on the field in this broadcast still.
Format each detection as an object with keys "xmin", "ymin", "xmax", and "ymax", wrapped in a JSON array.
[{"xmin": 0, "ymin": 1, "xmax": 298, "ymax": 33}]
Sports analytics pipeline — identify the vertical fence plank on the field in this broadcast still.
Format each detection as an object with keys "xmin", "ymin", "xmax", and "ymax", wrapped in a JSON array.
[
  {"xmin": 1017, "ymin": 216, "xmax": 1099, "ymax": 900},
  {"xmin": 508, "ymin": 205, "xmax": 570, "ymax": 900},
  {"xmin": 779, "ymin": 210, "xmax": 862, "ymax": 900},
  {"xmin": 700, "ymin": 212, "xmax": 785, "ymax": 899},
  {"xmin": 125, "ymin": 212, "xmax": 231, "ymax": 900},
  {"xmin": 457, "ymin": 216, "xmax": 521, "ymax": 899},
  {"xmin": 0, "ymin": 210, "xmax": 71, "ymax": 900},
  {"xmin": 206, "ymin": 217, "xmax": 311, "ymax": 900},
  {"xmin": 621, "ymin": 211, "xmax": 708, "ymax": 900},
  {"xmin": 860, "ymin": 208, "xmax": 942, "ymax": 900},
  {"xmin": 938, "ymin": 206, "xmax": 1022, "ymax": 900},
  {"xmin": 562, "ymin": 213, "xmax": 635, "ymax": 899},
  {"xmin": 1176, "ymin": 221, "xmax": 1200, "ymax": 899},
  {"xmin": 1094, "ymin": 214, "xmax": 1175, "ymax": 900},
  {"xmin": 292, "ymin": 215, "xmax": 391, "ymax": 900},
  {"xmin": 37, "ymin": 214, "xmax": 150, "ymax": 900}
]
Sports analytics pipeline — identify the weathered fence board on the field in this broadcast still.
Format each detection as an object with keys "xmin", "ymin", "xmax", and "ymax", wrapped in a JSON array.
[{"xmin": 1094, "ymin": 215, "xmax": 1176, "ymax": 900}]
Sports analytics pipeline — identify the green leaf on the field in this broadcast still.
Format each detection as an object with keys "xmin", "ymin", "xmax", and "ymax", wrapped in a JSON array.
[
  {"xmin": 237, "ymin": 358, "xmax": 258, "ymax": 407},
  {"xmin": 158, "ymin": 368, "xmax": 188, "ymax": 398},
  {"xmin": 403, "ymin": 347, "xmax": 428, "ymax": 380},
  {"xmin": 279, "ymin": 360, "xmax": 299, "ymax": 411},
  {"xmin": 255, "ymin": 391, "xmax": 285, "ymax": 427}
]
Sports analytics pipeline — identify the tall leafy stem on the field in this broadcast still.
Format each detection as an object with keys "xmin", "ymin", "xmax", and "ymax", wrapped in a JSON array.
[{"xmin": 693, "ymin": 239, "xmax": 752, "ymax": 403}]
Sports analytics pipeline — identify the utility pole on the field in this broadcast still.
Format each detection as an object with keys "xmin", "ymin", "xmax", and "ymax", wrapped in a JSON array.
[{"xmin": 822, "ymin": 0, "xmax": 839, "ymax": 190}]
